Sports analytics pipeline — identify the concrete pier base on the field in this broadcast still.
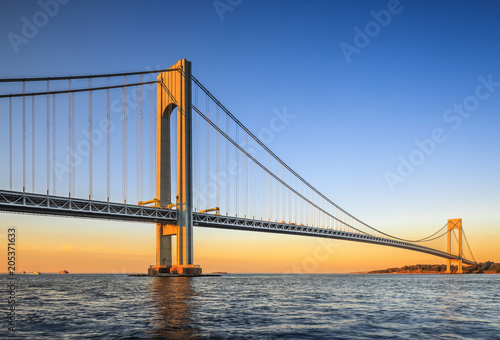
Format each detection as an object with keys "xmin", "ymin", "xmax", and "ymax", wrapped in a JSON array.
[
  {"xmin": 148, "ymin": 265, "xmax": 172, "ymax": 276},
  {"xmin": 147, "ymin": 264, "xmax": 202, "ymax": 276},
  {"xmin": 171, "ymin": 264, "xmax": 202, "ymax": 275}
]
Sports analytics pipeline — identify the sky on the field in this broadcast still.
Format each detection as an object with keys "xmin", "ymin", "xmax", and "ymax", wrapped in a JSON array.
[{"xmin": 0, "ymin": 0, "xmax": 499, "ymax": 273}]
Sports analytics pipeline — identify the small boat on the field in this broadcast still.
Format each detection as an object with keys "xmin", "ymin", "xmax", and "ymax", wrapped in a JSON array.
[
  {"xmin": 33, "ymin": 271, "xmax": 41, "ymax": 275},
  {"xmin": 59, "ymin": 270, "xmax": 69, "ymax": 274}
]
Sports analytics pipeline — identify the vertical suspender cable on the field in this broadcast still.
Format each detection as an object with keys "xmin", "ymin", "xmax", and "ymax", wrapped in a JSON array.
[
  {"xmin": 251, "ymin": 146, "xmax": 255, "ymax": 218},
  {"xmin": 206, "ymin": 96, "xmax": 210, "ymax": 209},
  {"xmin": 325, "ymin": 203, "xmax": 328, "ymax": 229},
  {"xmin": 257, "ymin": 152, "xmax": 260, "ymax": 218},
  {"xmin": 295, "ymin": 177, "xmax": 298, "ymax": 224},
  {"xmin": 153, "ymin": 84, "xmax": 156, "ymax": 199},
  {"xmin": 301, "ymin": 182, "xmax": 304, "ymax": 224},
  {"xmin": 243, "ymin": 134, "xmax": 247, "ymax": 216},
  {"xmin": 22, "ymin": 81, "xmax": 26, "ymax": 191},
  {"xmin": 256, "ymin": 150, "xmax": 259, "ymax": 219},
  {"xmin": 269, "ymin": 153, "xmax": 272, "ymax": 221},
  {"xmin": 261, "ymin": 151, "xmax": 264, "ymax": 219},
  {"xmin": 254, "ymin": 149, "xmax": 256, "ymax": 218},
  {"xmin": 254, "ymin": 146, "xmax": 257, "ymax": 218},
  {"xmin": 314, "ymin": 190, "xmax": 317, "ymax": 227},
  {"xmin": 9, "ymin": 98, "xmax": 12, "ymax": 190},
  {"xmin": 136, "ymin": 80, "xmax": 140, "ymax": 202},
  {"xmin": 309, "ymin": 188, "xmax": 312, "ymax": 226},
  {"xmin": 319, "ymin": 199, "xmax": 321, "ymax": 228},
  {"xmin": 193, "ymin": 84, "xmax": 197, "ymax": 210},
  {"xmin": 52, "ymin": 94, "xmax": 56, "ymax": 194},
  {"xmin": 68, "ymin": 79, "xmax": 72, "ymax": 196},
  {"xmin": 265, "ymin": 154, "xmax": 268, "ymax": 219},
  {"xmin": 258, "ymin": 149, "xmax": 261, "ymax": 219},
  {"xmin": 123, "ymin": 76, "xmax": 128, "ymax": 203},
  {"xmin": 141, "ymin": 78, "xmax": 144, "ymax": 199},
  {"xmin": 331, "ymin": 205, "xmax": 334, "ymax": 229},
  {"xmin": 314, "ymin": 196, "xmax": 317, "ymax": 227},
  {"xmin": 225, "ymin": 113, "xmax": 229, "ymax": 215},
  {"xmin": 234, "ymin": 126, "xmax": 239, "ymax": 216},
  {"xmin": 252, "ymin": 143, "xmax": 254, "ymax": 217},
  {"xmin": 302, "ymin": 187, "xmax": 309, "ymax": 225},
  {"xmin": 106, "ymin": 77, "xmax": 110, "ymax": 200},
  {"xmin": 330, "ymin": 205, "xmax": 333, "ymax": 229},
  {"xmin": 308, "ymin": 188, "xmax": 312, "ymax": 226},
  {"xmin": 327, "ymin": 204, "xmax": 329, "ymax": 229},
  {"xmin": 326, "ymin": 201, "xmax": 328, "ymax": 228},
  {"xmin": 250, "ymin": 141, "xmax": 253, "ymax": 217},
  {"xmin": 304, "ymin": 187, "xmax": 307, "ymax": 225},
  {"xmin": 247, "ymin": 135, "xmax": 250, "ymax": 216},
  {"xmin": 235, "ymin": 126, "xmax": 238, "ymax": 216},
  {"xmin": 325, "ymin": 201, "xmax": 327, "ymax": 228},
  {"xmin": 140, "ymin": 75, "xmax": 144, "ymax": 201},
  {"xmin": 313, "ymin": 191, "xmax": 316, "ymax": 226},
  {"xmin": 72, "ymin": 90, "xmax": 75, "ymax": 196},
  {"xmin": 272, "ymin": 158, "xmax": 274, "ymax": 221},
  {"xmin": 275, "ymin": 162, "xmax": 279, "ymax": 221},
  {"xmin": 250, "ymin": 149, "xmax": 257, "ymax": 219},
  {"xmin": 321, "ymin": 200, "xmax": 324, "ymax": 228},
  {"xmin": 32, "ymin": 96, "xmax": 35, "ymax": 191},
  {"xmin": 216, "ymin": 106, "xmax": 220, "ymax": 209},
  {"xmin": 196, "ymin": 86, "xmax": 200, "ymax": 211},
  {"xmin": 149, "ymin": 83, "xmax": 154, "ymax": 199},
  {"xmin": 248, "ymin": 148, "xmax": 251, "ymax": 217},
  {"xmin": 282, "ymin": 167, "xmax": 286, "ymax": 221},
  {"xmin": 46, "ymin": 81, "xmax": 50, "ymax": 193},
  {"xmin": 122, "ymin": 77, "xmax": 125, "ymax": 202},
  {"xmin": 289, "ymin": 173, "xmax": 292, "ymax": 223},
  {"xmin": 136, "ymin": 77, "xmax": 143, "ymax": 201},
  {"xmin": 89, "ymin": 78, "xmax": 93, "ymax": 199}
]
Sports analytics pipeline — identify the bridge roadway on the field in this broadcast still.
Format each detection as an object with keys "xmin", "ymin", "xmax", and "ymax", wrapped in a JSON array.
[{"xmin": 0, "ymin": 190, "xmax": 474, "ymax": 265}]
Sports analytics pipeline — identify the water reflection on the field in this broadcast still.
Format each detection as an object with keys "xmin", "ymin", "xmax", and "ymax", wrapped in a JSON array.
[{"xmin": 149, "ymin": 277, "xmax": 199, "ymax": 338}]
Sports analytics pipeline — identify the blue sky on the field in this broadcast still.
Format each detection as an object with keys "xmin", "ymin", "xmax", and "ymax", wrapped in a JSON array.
[{"xmin": 0, "ymin": 0, "xmax": 499, "ymax": 270}]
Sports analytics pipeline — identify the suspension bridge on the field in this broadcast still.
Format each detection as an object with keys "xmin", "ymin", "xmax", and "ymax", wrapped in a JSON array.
[{"xmin": 0, "ymin": 59, "xmax": 476, "ymax": 274}]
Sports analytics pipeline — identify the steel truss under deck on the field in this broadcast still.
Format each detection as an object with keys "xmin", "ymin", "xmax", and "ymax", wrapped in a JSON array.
[{"xmin": 0, "ymin": 190, "xmax": 473, "ymax": 265}]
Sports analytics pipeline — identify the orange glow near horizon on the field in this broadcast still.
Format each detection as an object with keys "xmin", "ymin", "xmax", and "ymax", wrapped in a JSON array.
[{"xmin": 2, "ymin": 213, "xmax": 498, "ymax": 274}]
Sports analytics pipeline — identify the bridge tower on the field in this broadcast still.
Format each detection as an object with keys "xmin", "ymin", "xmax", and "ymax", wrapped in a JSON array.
[
  {"xmin": 149, "ymin": 59, "xmax": 201, "ymax": 275},
  {"xmin": 445, "ymin": 218, "xmax": 463, "ymax": 274}
]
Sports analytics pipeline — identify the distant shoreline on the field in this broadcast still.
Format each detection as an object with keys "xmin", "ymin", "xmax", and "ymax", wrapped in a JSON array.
[{"xmin": 363, "ymin": 262, "xmax": 499, "ymax": 274}]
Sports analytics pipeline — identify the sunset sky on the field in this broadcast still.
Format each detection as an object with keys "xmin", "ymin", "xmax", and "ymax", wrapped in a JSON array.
[{"xmin": 1, "ymin": 0, "xmax": 499, "ymax": 273}]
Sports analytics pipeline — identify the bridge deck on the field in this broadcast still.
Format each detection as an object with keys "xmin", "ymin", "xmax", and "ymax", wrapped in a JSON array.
[{"xmin": 0, "ymin": 190, "xmax": 474, "ymax": 265}]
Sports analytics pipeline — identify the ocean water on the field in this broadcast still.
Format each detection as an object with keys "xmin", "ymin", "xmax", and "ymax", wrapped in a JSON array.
[{"xmin": 3, "ymin": 274, "xmax": 500, "ymax": 339}]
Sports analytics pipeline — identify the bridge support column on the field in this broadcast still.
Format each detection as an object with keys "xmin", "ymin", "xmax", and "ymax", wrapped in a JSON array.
[
  {"xmin": 156, "ymin": 223, "xmax": 173, "ymax": 266},
  {"xmin": 445, "ymin": 218, "xmax": 463, "ymax": 274},
  {"xmin": 149, "ymin": 58, "xmax": 201, "ymax": 276}
]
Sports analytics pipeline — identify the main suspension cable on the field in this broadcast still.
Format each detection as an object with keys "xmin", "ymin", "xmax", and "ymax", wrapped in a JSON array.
[
  {"xmin": 0, "ymin": 68, "xmax": 179, "ymax": 83},
  {"xmin": 193, "ymin": 104, "xmax": 369, "ymax": 235},
  {"xmin": 191, "ymin": 75, "xmax": 448, "ymax": 243},
  {"xmin": 414, "ymin": 224, "xmax": 449, "ymax": 243},
  {"xmin": 413, "ymin": 223, "xmax": 448, "ymax": 242},
  {"xmin": 0, "ymin": 80, "xmax": 159, "ymax": 99},
  {"xmin": 462, "ymin": 226, "xmax": 477, "ymax": 263}
]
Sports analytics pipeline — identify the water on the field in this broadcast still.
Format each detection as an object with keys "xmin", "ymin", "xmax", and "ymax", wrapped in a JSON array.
[{"xmin": 3, "ymin": 274, "xmax": 500, "ymax": 339}]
